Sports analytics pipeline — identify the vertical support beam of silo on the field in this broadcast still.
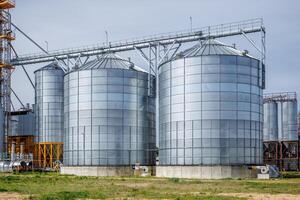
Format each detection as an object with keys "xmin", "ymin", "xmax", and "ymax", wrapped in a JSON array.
[
  {"xmin": 50, "ymin": 144, "xmax": 53, "ymax": 168},
  {"xmin": 58, "ymin": 143, "xmax": 61, "ymax": 162},
  {"xmin": 11, "ymin": 142, "xmax": 15, "ymax": 161},
  {"xmin": 43, "ymin": 144, "xmax": 46, "ymax": 168},
  {"xmin": 262, "ymin": 30, "xmax": 266, "ymax": 89},
  {"xmin": 39, "ymin": 144, "xmax": 41, "ymax": 167},
  {"xmin": 148, "ymin": 44, "xmax": 151, "ymax": 96},
  {"xmin": 20, "ymin": 142, "xmax": 24, "ymax": 160},
  {"xmin": 155, "ymin": 45, "xmax": 159, "ymax": 152},
  {"xmin": 38, "ymin": 144, "xmax": 41, "ymax": 168}
]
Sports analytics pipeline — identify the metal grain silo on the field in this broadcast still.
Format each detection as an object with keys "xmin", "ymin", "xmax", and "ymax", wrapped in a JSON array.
[
  {"xmin": 34, "ymin": 63, "xmax": 64, "ymax": 168},
  {"xmin": 263, "ymin": 101, "xmax": 278, "ymax": 141},
  {"xmin": 157, "ymin": 39, "xmax": 263, "ymax": 179},
  {"xmin": 0, "ymin": 107, "xmax": 4, "ymax": 160},
  {"xmin": 61, "ymin": 54, "xmax": 156, "ymax": 176},
  {"xmin": 282, "ymin": 100, "xmax": 298, "ymax": 141}
]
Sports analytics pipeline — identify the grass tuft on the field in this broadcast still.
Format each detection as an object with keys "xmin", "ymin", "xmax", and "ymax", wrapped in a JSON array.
[
  {"xmin": 281, "ymin": 172, "xmax": 300, "ymax": 178},
  {"xmin": 40, "ymin": 191, "xmax": 88, "ymax": 200},
  {"xmin": 169, "ymin": 177, "xmax": 180, "ymax": 183}
]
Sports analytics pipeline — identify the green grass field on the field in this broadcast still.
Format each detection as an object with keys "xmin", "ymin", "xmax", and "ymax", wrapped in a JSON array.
[{"xmin": 0, "ymin": 172, "xmax": 300, "ymax": 200}]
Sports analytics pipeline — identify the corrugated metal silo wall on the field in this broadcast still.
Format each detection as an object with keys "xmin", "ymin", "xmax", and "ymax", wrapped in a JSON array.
[
  {"xmin": 63, "ymin": 69, "xmax": 156, "ymax": 166},
  {"xmin": 159, "ymin": 55, "xmax": 263, "ymax": 165},
  {"xmin": 263, "ymin": 101, "xmax": 278, "ymax": 141},
  {"xmin": 0, "ymin": 107, "xmax": 4, "ymax": 159},
  {"xmin": 35, "ymin": 68, "xmax": 64, "ymax": 143},
  {"xmin": 281, "ymin": 100, "xmax": 298, "ymax": 141}
]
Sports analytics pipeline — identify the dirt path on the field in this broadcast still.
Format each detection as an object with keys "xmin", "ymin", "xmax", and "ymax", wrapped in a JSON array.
[
  {"xmin": 221, "ymin": 193, "xmax": 300, "ymax": 200},
  {"xmin": 0, "ymin": 192, "xmax": 27, "ymax": 200}
]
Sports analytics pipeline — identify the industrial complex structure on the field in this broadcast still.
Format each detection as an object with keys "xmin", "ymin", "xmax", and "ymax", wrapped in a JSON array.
[
  {"xmin": 0, "ymin": 2, "xmax": 298, "ymax": 178},
  {"xmin": 263, "ymin": 92, "xmax": 299, "ymax": 171}
]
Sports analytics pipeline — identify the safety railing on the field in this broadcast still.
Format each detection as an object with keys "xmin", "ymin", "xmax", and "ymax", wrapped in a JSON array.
[{"xmin": 12, "ymin": 18, "xmax": 264, "ymax": 64}]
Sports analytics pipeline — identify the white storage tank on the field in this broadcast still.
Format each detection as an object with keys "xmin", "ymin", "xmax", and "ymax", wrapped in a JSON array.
[
  {"xmin": 263, "ymin": 93, "xmax": 298, "ymax": 142},
  {"xmin": 281, "ymin": 100, "xmax": 298, "ymax": 141},
  {"xmin": 263, "ymin": 101, "xmax": 278, "ymax": 141},
  {"xmin": 157, "ymin": 39, "xmax": 264, "ymax": 178},
  {"xmin": 61, "ymin": 54, "xmax": 156, "ymax": 176},
  {"xmin": 35, "ymin": 63, "xmax": 64, "ymax": 143}
]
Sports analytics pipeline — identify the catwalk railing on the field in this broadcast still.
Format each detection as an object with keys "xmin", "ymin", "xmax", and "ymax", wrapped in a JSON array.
[{"xmin": 11, "ymin": 18, "xmax": 264, "ymax": 66}]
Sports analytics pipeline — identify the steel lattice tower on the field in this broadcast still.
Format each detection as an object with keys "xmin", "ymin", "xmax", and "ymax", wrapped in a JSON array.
[{"xmin": 0, "ymin": 0, "xmax": 15, "ymax": 159}]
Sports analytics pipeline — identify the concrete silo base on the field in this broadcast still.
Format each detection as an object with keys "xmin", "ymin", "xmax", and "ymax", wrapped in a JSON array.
[
  {"xmin": 60, "ymin": 166, "xmax": 135, "ymax": 176},
  {"xmin": 156, "ymin": 166, "xmax": 258, "ymax": 179}
]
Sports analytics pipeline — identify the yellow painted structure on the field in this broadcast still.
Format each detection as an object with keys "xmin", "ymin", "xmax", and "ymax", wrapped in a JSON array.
[
  {"xmin": 0, "ymin": 0, "xmax": 15, "ymax": 9},
  {"xmin": 34, "ymin": 142, "xmax": 63, "ymax": 168},
  {"xmin": 8, "ymin": 135, "xmax": 35, "ymax": 156}
]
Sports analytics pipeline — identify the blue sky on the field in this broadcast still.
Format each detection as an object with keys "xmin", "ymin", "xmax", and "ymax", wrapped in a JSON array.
[{"xmin": 11, "ymin": 0, "xmax": 300, "ymax": 108}]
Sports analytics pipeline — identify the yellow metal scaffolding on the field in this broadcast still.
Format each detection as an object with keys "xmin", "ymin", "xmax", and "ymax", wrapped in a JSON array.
[
  {"xmin": 34, "ymin": 142, "xmax": 63, "ymax": 169},
  {"xmin": 0, "ymin": 0, "xmax": 15, "ymax": 10},
  {"xmin": 0, "ymin": 0, "xmax": 14, "ymax": 159}
]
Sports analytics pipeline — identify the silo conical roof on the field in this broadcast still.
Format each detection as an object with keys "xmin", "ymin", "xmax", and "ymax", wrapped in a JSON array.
[
  {"xmin": 179, "ymin": 39, "xmax": 250, "ymax": 57},
  {"xmin": 78, "ymin": 53, "xmax": 146, "ymax": 72},
  {"xmin": 34, "ymin": 62, "xmax": 62, "ymax": 73}
]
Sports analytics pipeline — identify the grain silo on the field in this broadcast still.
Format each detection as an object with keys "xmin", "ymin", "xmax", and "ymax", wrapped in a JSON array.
[
  {"xmin": 262, "ymin": 92, "xmax": 299, "ymax": 171},
  {"xmin": 61, "ymin": 54, "xmax": 156, "ymax": 176},
  {"xmin": 263, "ymin": 101, "xmax": 278, "ymax": 141},
  {"xmin": 34, "ymin": 63, "xmax": 64, "ymax": 168},
  {"xmin": 157, "ymin": 39, "xmax": 263, "ymax": 179},
  {"xmin": 263, "ymin": 93, "xmax": 298, "ymax": 141},
  {"xmin": 281, "ymin": 100, "xmax": 298, "ymax": 141},
  {"xmin": 0, "ymin": 107, "xmax": 4, "ymax": 160}
]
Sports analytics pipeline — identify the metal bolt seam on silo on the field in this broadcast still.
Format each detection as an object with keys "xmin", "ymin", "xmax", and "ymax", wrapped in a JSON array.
[
  {"xmin": 61, "ymin": 54, "xmax": 156, "ymax": 176},
  {"xmin": 34, "ymin": 63, "xmax": 64, "ymax": 168},
  {"xmin": 157, "ymin": 39, "xmax": 263, "ymax": 179}
]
